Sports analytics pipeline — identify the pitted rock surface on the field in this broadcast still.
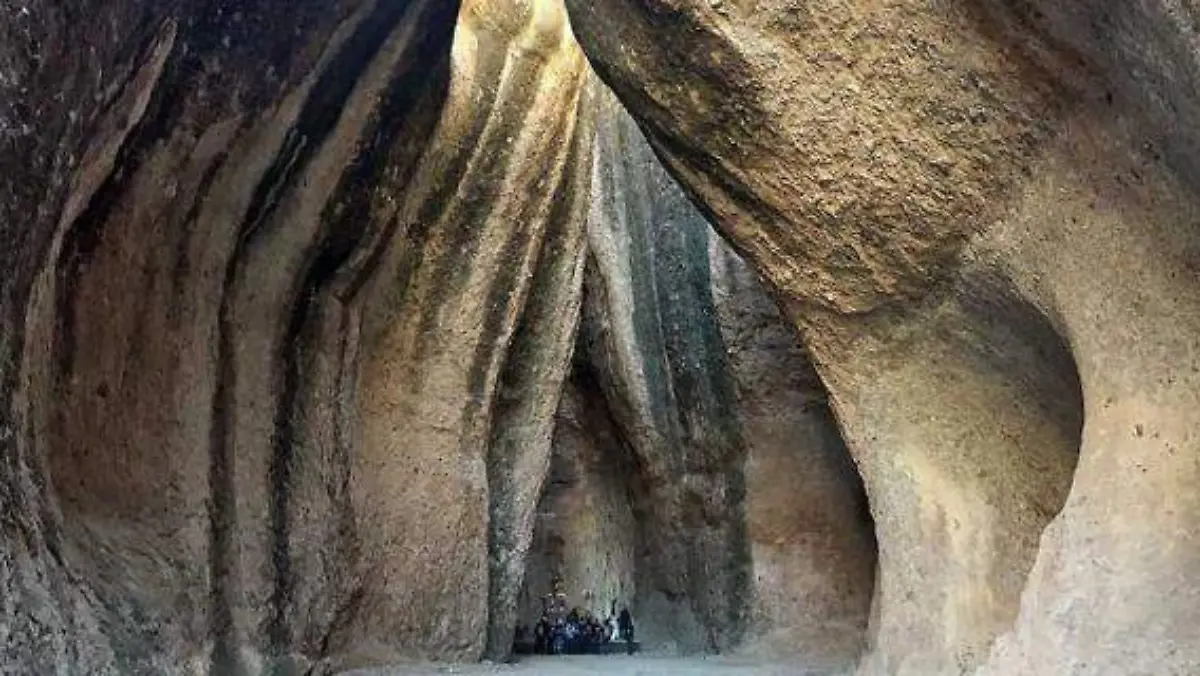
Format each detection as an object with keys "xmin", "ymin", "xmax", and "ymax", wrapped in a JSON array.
[{"xmin": 565, "ymin": 1, "xmax": 1200, "ymax": 674}]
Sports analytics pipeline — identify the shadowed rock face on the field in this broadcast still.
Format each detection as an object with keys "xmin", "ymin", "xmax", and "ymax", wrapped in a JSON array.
[
  {"xmin": 0, "ymin": 0, "xmax": 596, "ymax": 672},
  {"xmin": 518, "ymin": 91, "xmax": 876, "ymax": 666},
  {"xmin": 575, "ymin": 89, "xmax": 753, "ymax": 654},
  {"xmin": 565, "ymin": 1, "xmax": 1200, "ymax": 674},
  {"xmin": 519, "ymin": 369, "xmax": 640, "ymax": 630},
  {"xmin": 4, "ymin": 0, "xmax": 1198, "ymax": 674},
  {"xmin": 707, "ymin": 236, "xmax": 876, "ymax": 664}
]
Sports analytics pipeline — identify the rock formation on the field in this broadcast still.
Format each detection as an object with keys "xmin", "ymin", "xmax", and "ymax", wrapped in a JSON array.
[
  {"xmin": 565, "ymin": 1, "xmax": 1200, "ymax": 674},
  {"xmin": 517, "ymin": 91, "xmax": 875, "ymax": 665},
  {"xmin": 1, "ymin": 0, "xmax": 596, "ymax": 672},
  {"xmin": 3, "ymin": 0, "xmax": 1198, "ymax": 674},
  {"xmin": 518, "ymin": 371, "xmax": 640, "ymax": 634},
  {"xmin": 707, "ymin": 233, "xmax": 876, "ymax": 664}
]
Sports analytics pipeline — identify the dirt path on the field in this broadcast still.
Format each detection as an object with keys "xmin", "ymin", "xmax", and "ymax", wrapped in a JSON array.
[{"xmin": 344, "ymin": 655, "xmax": 848, "ymax": 676}]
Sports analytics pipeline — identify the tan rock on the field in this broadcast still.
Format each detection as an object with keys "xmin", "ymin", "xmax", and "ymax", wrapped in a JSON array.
[
  {"xmin": 565, "ymin": 0, "xmax": 1200, "ymax": 674},
  {"xmin": 527, "ymin": 89, "xmax": 876, "ymax": 666},
  {"xmin": 1, "ymin": 0, "xmax": 594, "ymax": 671},
  {"xmin": 708, "ymin": 235, "xmax": 875, "ymax": 665}
]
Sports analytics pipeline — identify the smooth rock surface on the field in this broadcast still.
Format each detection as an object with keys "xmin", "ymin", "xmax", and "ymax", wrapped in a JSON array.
[{"xmin": 341, "ymin": 2, "xmax": 595, "ymax": 666}]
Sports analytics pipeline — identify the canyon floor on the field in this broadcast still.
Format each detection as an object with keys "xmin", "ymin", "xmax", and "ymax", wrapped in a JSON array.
[{"xmin": 346, "ymin": 655, "xmax": 847, "ymax": 676}]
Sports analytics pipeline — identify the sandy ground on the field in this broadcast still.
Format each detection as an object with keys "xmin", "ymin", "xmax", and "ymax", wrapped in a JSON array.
[{"xmin": 344, "ymin": 655, "xmax": 849, "ymax": 675}]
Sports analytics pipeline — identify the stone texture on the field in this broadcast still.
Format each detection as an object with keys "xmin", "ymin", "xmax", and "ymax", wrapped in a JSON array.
[
  {"xmin": 521, "ymin": 90, "xmax": 875, "ymax": 666},
  {"xmin": 575, "ymin": 89, "xmax": 752, "ymax": 654},
  {"xmin": 708, "ymin": 240, "xmax": 875, "ymax": 664},
  {"xmin": 565, "ymin": 1, "xmax": 1200, "ymax": 674},
  {"xmin": 0, "ymin": 0, "xmax": 594, "ymax": 672},
  {"xmin": 6, "ymin": 0, "xmax": 1197, "ymax": 674},
  {"xmin": 337, "ymin": 3, "xmax": 595, "ymax": 667},
  {"xmin": 519, "ymin": 373, "xmax": 640, "ymax": 626}
]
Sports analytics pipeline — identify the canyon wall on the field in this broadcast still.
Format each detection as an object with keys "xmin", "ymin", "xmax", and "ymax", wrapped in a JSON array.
[
  {"xmin": 0, "ymin": 0, "xmax": 597, "ymax": 672},
  {"xmin": 4, "ymin": 0, "xmax": 1197, "ymax": 674},
  {"xmin": 564, "ymin": 1, "xmax": 1200, "ymax": 674},
  {"xmin": 520, "ymin": 91, "xmax": 875, "ymax": 664},
  {"xmin": 707, "ymin": 239, "xmax": 876, "ymax": 664}
]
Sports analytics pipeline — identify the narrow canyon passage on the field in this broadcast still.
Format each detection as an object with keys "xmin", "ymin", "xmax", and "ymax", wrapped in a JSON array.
[
  {"xmin": 2, "ymin": 0, "xmax": 1198, "ymax": 675},
  {"xmin": 514, "ymin": 91, "xmax": 877, "ymax": 667},
  {"xmin": 518, "ymin": 366, "xmax": 640, "ymax": 640}
]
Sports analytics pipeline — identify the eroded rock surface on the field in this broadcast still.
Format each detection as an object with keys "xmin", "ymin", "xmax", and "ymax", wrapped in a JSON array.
[
  {"xmin": 574, "ymin": 89, "xmax": 752, "ymax": 654},
  {"xmin": 340, "ymin": 3, "xmax": 595, "ymax": 666},
  {"xmin": 1, "ymin": 0, "xmax": 595, "ymax": 672},
  {"xmin": 708, "ymin": 240, "xmax": 875, "ymax": 664},
  {"xmin": 6, "ymin": 0, "xmax": 1198, "ymax": 674},
  {"xmin": 520, "ymin": 90, "xmax": 875, "ymax": 665},
  {"xmin": 565, "ymin": 1, "xmax": 1200, "ymax": 674}
]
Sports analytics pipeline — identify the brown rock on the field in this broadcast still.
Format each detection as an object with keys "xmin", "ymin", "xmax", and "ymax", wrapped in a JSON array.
[
  {"xmin": 565, "ymin": 1, "xmax": 1200, "ymax": 674},
  {"xmin": 336, "ymin": 1, "xmax": 594, "ymax": 666},
  {"xmin": 5, "ymin": 0, "xmax": 1198, "ymax": 673},
  {"xmin": 1, "ymin": 0, "xmax": 594, "ymax": 671},
  {"xmin": 518, "ymin": 90, "xmax": 876, "ymax": 667},
  {"xmin": 520, "ymin": 374, "xmax": 640, "ymax": 630},
  {"xmin": 708, "ymin": 236, "xmax": 875, "ymax": 665}
]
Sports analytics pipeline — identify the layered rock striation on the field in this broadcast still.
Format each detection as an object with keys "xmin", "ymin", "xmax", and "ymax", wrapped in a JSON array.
[
  {"xmin": 5, "ymin": 0, "xmax": 1197, "ymax": 674},
  {"xmin": 519, "ymin": 91, "xmax": 875, "ymax": 665},
  {"xmin": 1, "ymin": 0, "xmax": 596, "ymax": 672}
]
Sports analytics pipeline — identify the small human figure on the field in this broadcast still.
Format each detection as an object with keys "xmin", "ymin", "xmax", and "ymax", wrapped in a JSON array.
[
  {"xmin": 534, "ymin": 614, "xmax": 550, "ymax": 654},
  {"xmin": 564, "ymin": 614, "xmax": 581, "ymax": 654},
  {"xmin": 618, "ymin": 606, "xmax": 635, "ymax": 654},
  {"xmin": 590, "ymin": 616, "xmax": 607, "ymax": 651},
  {"xmin": 551, "ymin": 615, "xmax": 567, "ymax": 655},
  {"xmin": 607, "ymin": 600, "xmax": 620, "ymax": 642},
  {"xmin": 513, "ymin": 622, "xmax": 527, "ymax": 654}
]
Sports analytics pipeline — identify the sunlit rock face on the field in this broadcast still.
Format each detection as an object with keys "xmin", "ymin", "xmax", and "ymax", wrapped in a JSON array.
[
  {"xmin": 0, "ymin": 0, "xmax": 595, "ymax": 672},
  {"xmin": 340, "ymin": 0, "xmax": 595, "ymax": 667},
  {"xmin": 565, "ymin": 1, "xmax": 1200, "ymax": 675}
]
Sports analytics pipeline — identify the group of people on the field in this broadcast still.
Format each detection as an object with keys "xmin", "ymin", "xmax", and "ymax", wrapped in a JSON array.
[{"xmin": 517, "ymin": 591, "xmax": 636, "ymax": 656}]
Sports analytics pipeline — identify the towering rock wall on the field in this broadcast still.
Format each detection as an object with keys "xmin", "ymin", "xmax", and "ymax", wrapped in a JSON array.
[
  {"xmin": 575, "ymin": 89, "xmax": 752, "ymax": 654},
  {"xmin": 5, "ymin": 2, "xmax": 462, "ymax": 671},
  {"xmin": 564, "ymin": 1, "xmax": 1200, "ymax": 674},
  {"xmin": 7, "ymin": 0, "xmax": 1194, "ymax": 673},
  {"xmin": 707, "ymin": 240, "xmax": 876, "ymax": 664},
  {"xmin": 342, "ymin": 1, "xmax": 595, "ymax": 665},
  {"xmin": 0, "ymin": 0, "xmax": 595, "ymax": 672},
  {"xmin": 534, "ymin": 89, "xmax": 876, "ymax": 664}
]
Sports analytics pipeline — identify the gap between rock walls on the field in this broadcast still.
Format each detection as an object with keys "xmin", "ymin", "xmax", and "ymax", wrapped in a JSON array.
[{"xmin": 2, "ymin": 1, "xmax": 1198, "ymax": 675}]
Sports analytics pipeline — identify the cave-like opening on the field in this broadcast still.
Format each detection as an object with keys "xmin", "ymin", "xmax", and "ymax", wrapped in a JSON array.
[
  {"xmin": 511, "ymin": 131, "xmax": 882, "ymax": 667},
  {"xmin": 517, "ymin": 359, "xmax": 643, "ymax": 645},
  {"xmin": 848, "ymin": 267, "xmax": 1086, "ymax": 673}
]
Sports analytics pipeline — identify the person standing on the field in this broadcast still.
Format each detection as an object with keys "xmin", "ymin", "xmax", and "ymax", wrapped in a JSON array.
[{"xmin": 618, "ymin": 606, "xmax": 635, "ymax": 654}]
